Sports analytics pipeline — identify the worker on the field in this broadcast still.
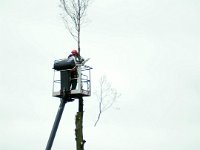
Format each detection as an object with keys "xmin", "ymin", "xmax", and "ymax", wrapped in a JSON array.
[{"xmin": 67, "ymin": 50, "xmax": 84, "ymax": 90}]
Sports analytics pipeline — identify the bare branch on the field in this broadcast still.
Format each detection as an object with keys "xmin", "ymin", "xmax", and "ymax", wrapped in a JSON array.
[
  {"xmin": 94, "ymin": 76, "xmax": 120, "ymax": 126},
  {"xmin": 60, "ymin": 0, "xmax": 90, "ymax": 50}
]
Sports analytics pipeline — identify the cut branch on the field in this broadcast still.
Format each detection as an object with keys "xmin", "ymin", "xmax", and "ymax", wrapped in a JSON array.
[{"xmin": 94, "ymin": 76, "xmax": 120, "ymax": 127}]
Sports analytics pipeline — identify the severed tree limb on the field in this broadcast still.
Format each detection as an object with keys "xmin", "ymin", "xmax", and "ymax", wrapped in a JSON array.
[{"xmin": 94, "ymin": 76, "xmax": 120, "ymax": 127}]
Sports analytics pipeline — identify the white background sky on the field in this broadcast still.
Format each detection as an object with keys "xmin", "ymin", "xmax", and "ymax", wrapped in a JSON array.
[{"xmin": 1, "ymin": 0, "xmax": 200, "ymax": 149}]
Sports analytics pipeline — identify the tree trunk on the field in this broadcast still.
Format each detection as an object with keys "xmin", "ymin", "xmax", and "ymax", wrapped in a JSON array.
[
  {"xmin": 75, "ymin": 97, "xmax": 85, "ymax": 150},
  {"xmin": 77, "ymin": 0, "xmax": 81, "ymax": 55}
]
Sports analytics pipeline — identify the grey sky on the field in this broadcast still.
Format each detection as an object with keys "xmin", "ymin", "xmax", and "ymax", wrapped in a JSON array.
[{"xmin": 0, "ymin": 0, "xmax": 200, "ymax": 149}]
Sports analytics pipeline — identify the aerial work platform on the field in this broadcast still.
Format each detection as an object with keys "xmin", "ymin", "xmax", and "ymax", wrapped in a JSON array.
[{"xmin": 52, "ymin": 60, "xmax": 92, "ymax": 99}]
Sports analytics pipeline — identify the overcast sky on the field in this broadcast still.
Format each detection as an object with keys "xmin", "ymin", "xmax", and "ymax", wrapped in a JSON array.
[{"xmin": 1, "ymin": 0, "xmax": 200, "ymax": 150}]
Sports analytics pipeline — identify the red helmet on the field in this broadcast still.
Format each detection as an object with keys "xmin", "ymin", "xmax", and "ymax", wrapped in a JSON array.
[{"xmin": 71, "ymin": 50, "xmax": 78, "ymax": 55}]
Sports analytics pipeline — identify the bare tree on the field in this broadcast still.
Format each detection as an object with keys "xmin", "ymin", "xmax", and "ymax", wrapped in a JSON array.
[
  {"xmin": 60, "ymin": 0, "xmax": 90, "ymax": 54},
  {"xmin": 59, "ymin": 1, "xmax": 90, "ymax": 150},
  {"xmin": 94, "ymin": 76, "xmax": 120, "ymax": 127}
]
